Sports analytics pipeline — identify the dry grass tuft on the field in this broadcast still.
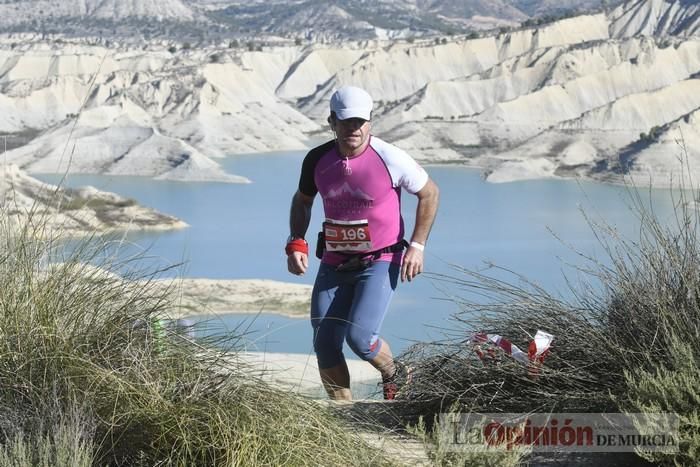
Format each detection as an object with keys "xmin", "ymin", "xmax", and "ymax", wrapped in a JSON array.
[
  {"xmin": 0, "ymin": 208, "xmax": 389, "ymax": 466},
  {"xmin": 400, "ymin": 162, "xmax": 700, "ymax": 465}
]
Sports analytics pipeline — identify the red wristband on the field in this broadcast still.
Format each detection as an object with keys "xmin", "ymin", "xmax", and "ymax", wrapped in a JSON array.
[{"xmin": 285, "ymin": 238, "xmax": 308, "ymax": 256}]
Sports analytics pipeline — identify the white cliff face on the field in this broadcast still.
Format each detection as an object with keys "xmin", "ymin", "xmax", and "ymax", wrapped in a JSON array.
[
  {"xmin": 610, "ymin": 0, "xmax": 700, "ymax": 38},
  {"xmin": 0, "ymin": 44, "xmax": 316, "ymax": 181},
  {"xmin": 0, "ymin": 0, "xmax": 698, "ymax": 186},
  {"xmin": 625, "ymin": 109, "xmax": 700, "ymax": 184},
  {"xmin": 0, "ymin": 164, "xmax": 187, "ymax": 235}
]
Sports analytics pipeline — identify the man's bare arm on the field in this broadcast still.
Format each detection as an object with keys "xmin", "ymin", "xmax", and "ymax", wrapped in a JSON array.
[
  {"xmin": 402, "ymin": 178, "xmax": 439, "ymax": 282},
  {"xmin": 410, "ymin": 179, "xmax": 439, "ymax": 245},
  {"xmin": 288, "ymin": 190, "xmax": 315, "ymax": 275}
]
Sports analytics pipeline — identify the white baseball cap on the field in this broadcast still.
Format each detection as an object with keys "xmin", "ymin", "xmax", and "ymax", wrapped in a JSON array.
[{"xmin": 330, "ymin": 86, "xmax": 373, "ymax": 121}]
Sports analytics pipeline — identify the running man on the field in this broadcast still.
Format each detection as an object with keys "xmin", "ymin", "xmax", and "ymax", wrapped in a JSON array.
[{"xmin": 286, "ymin": 85, "xmax": 439, "ymax": 400}]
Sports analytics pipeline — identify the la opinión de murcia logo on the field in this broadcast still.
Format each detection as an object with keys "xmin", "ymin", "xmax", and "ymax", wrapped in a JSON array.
[{"xmin": 440, "ymin": 413, "xmax": 679, "ymax": 453}]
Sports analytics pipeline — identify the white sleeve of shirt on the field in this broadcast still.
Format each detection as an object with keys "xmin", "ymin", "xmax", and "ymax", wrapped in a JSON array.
[{"xmin": 370, "ymin": 136, "xmax": 429, "ymax": 194}]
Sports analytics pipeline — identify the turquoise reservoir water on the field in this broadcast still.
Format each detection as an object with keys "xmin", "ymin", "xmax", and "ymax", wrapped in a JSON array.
[{"xmin": 36, "ymin": 152, "xmax": 679, "ymax": 358}]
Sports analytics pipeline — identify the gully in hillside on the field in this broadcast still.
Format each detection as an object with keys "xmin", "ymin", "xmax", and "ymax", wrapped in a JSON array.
[{"xmin": 285, "ymin": 85, "xmax": 440, "ymax": 401}]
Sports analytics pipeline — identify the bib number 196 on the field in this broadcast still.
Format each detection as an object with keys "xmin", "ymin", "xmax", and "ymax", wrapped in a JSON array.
[{"xmin": 323, "ymin": 219, "xmax": 372, "ymax": 252}]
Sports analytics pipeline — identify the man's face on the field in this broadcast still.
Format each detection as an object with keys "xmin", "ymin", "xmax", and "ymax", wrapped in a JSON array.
[{"xmin": 332, "ymin": 116, "xmax": 371, "ymax": 156}]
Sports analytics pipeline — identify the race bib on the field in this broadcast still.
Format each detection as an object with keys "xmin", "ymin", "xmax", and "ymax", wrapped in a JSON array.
[{"xmin": 323, "ymin": 219, "xmax": 372, "ymax": 252}]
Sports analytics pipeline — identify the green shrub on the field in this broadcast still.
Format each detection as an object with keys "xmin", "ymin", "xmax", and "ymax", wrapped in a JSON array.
[{"xmin": 625, "ymin": 339, "xmax": 700, "ymax": 466}]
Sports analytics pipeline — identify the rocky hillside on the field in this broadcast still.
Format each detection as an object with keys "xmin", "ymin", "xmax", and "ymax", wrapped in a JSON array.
[
  {"xmin": 0, "ymin": 42, "xmax": 306, "ymax": 181},
  {"xmin": 206, "ymin": 0, "xmax": 527, "ymax": 40},
  {"xmin": 609, "ymin": 0, "xmax": 700, "ymax": 37},
  {"xmin": 0, "ymin": 164, "xmax": 186, "ymax": 235},
  {"xmin": 0, "ymin": 0, "xmax": 618, "ymax": 41},
  {"xmin": 0, "ymin": 0, "xmax": 201, "ymax": 22},
  {"xmin": 0, "ymin": 0, "xmax": 698, "ymax": 185}
]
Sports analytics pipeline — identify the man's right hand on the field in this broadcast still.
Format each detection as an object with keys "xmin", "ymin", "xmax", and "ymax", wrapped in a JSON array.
[{"xmin": 287, "ymin": 251, "xmax": 309, "ymax": 275}]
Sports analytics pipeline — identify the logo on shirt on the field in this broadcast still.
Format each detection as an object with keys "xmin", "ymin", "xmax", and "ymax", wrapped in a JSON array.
[
  {"xmin": 327, "ymin": 182, "xmax": 373, "ymax": 200},
  {"xmin": 324, "ymin": 182, "xmax": 374, "ymax": 212}
]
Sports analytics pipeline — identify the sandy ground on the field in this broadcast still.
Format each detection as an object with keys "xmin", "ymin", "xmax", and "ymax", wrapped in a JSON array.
[
  {"xmin": 156, "ymin": 278, "xmax": 313, "ymax": 319},
  {"xmin": 234, "ymin": 351, "xmax": 382, "ymax": 399},
  {"xmin": 230, "ymin": 351, "xmax": 430, "ymax": 463}
]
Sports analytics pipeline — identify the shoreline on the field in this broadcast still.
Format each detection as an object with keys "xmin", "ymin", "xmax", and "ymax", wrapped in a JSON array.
[
  {"xmin": 156, "ymin": 278, "xmax": 312, "ymax": 320},
  {"xmin": 18, "ymin": 146, "xmax": 687, "ymax": 189}
]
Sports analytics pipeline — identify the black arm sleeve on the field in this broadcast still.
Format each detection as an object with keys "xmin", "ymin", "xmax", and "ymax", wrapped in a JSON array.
[{"xmin": 298, "ymin": 140, "xmax": 335, "ymax": 197}]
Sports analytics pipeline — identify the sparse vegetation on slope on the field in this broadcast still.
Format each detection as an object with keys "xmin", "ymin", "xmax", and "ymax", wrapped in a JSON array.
[
  {"xmin": 0, "ymin": 211, "xmax": 388, "ymax": 466},
  {"xmin": 399, "ymin": 164, "xmax": 700, "ymax": 464}
]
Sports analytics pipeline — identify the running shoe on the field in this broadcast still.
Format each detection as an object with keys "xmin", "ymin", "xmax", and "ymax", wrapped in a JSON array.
[{"xmin": 382, "ymin": 360, "xmax": 412, "ymax": 400}]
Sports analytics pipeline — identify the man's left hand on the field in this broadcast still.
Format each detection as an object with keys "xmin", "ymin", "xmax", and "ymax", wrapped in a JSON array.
[{"xmin": 401, "ymin": 247, "xmax": 424, "ymax": 282}]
